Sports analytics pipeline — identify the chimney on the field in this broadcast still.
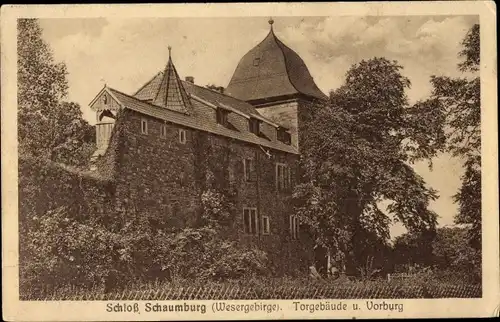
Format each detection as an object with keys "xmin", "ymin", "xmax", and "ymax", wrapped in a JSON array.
[{"xmin": 185, "ymin": 76, "xmax": 194, "ymax": 84}]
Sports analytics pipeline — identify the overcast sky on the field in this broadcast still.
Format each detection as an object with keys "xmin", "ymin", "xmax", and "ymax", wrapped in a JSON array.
[{"xmin": 38, "ymin": 15, "xmax": 479, "ymax": 238}]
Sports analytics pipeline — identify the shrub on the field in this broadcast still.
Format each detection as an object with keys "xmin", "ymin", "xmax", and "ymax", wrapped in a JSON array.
[
  {"xmin": 19, "ymin": 159, "xmax": 271, "ymax": 295},
  {"xmin": 20, "ymin": 206, "xmax": 125, "ymax": 294}
]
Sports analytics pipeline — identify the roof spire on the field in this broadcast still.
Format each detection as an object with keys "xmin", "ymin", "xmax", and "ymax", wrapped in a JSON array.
[
  {"xmin": 152, "ymin": 50, "xmax": 192, "ymax": 113},
  {"xmin": 268, "ymin": 17, "xmax": 274, "ymax": 30}
]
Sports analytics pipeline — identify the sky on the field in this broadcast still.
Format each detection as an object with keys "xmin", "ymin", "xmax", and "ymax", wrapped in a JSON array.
[{"xmin": 37, "ymin": 15, "xmax": 479, "ymax": 238}]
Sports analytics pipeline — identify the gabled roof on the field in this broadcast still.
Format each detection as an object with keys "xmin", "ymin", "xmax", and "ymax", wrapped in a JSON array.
[
  {"xmin": 107, "ymin": 87, "xmax": 299, "ymax": 154},
  {"xmin": 225, "ymin": 27, "xmax": 328, "ymax": 103}
]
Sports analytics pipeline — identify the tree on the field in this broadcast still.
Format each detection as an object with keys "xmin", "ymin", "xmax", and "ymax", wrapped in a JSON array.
[
  {"xmin": 294, "ymin": 57, "xmax": 443, "ymax": 274},
  {"xmin": 391, "ymin": 227, "xmax": 480, "ymax": 282},
  {"xmin": 419, "ymin": 24, "xmax": 481, "ymax": 249},
  {"xmin": 17, "ymin": 19, "xmax": 95, "ymax": 168},
  {"xmin": 392, "ymin": 230, "xmax": 436, "ymax": 270},
  {"xmin": 431, "ymin": 227, "xmax": 479, "ymax": 275}
]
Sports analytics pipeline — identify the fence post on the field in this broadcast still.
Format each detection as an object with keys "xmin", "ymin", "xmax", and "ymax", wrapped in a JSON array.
[{"xmin": 387, "ymin": 273, "xmax": 391, "ymax": 282}]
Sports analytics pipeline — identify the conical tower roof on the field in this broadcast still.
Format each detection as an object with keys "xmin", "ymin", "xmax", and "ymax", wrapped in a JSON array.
[
  {"xmin": 225, "ymin": 19, "xmax": 327, "ymax": 103},
  {"xmin": 152, "ymin": 47, "xmax": 192, "ymax": 113}
]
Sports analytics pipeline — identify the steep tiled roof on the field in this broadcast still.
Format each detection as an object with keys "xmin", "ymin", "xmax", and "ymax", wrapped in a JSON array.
[
  {"xmin": 108, "ymin": 87, "xmax": 298, "ymax": 154},
  {"xmin": 225, "ymin": 28, "xmax": 328, "ymax": 103},
  {"xmin": 134, "ymin": 71, "xmax": 260, "ymax": 116},
  {"xmin": 134, "ymin": 71, "xmax": 163, "ymax": 100},
  {"xmin": 152, "ymin": 55, "xmax": 192, "ymax": 113},
  {"xmin": 181, "ymin": 80, "xmax": 259, "ymax": 116}
]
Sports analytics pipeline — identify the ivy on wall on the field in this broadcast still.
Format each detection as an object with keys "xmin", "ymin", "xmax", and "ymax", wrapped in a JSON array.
[{"xmin": 19, "ymin": 132, "xmax": 269, "ymax": 295}]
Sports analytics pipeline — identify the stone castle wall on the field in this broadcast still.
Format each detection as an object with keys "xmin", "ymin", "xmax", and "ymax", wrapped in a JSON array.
[{"xmin": 104, "ymin": 109, "xmax": 313, "ymax": 275}]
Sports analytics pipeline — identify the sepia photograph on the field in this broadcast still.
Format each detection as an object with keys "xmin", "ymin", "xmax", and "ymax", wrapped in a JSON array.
[{"xmin": 2, "ymin": 2, "xmax": 498, "ymax": 320}]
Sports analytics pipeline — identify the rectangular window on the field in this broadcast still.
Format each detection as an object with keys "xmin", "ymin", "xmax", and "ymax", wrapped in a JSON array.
[
  {"xmin": 286, "ymin": 166, "xmax": 291, "ymax": 189},
  {"xmin": 277, "ymin": 129, "xmax": 291, "ymax": 144},
  {"xmin": 216, "ymin": 108, "xmax": 228, "ymax": 126},
  {"xmin": 161, "ymin": 124, "xmax": 167, "ymax": 137},
  {"xmin": 276, "ymin": 163, "xmax": 291, "ymax": 191},
  {"xmin": 179, "ymin": 129, "xmax": 187, "ymax": 144},
  {"xmin": 262, "ymin": 215, "xmax": 270, "ymax": 235},
  {"xmin": 243, "ymin": 158, "xmax": 256, "ymax": 182},
  {"xmin": 249, "ymin": 118, "xmax": 260, "ymax": 135},
  {"xmin": 243, "ymin": 208, "xmax": 258, "ymax": 235},
  {"xmin": 141, "ymin": 118, "xmax": 148, "ymax": 134},
  {"xmin": 290, "ymin": 215, "xmax": 299, "ymax": 240}
]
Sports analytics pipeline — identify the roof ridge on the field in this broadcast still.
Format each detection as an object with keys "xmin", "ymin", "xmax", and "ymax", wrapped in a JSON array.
[
  {"xmin": 133, "ymin": 71, "xmax": 163, "ymax": 96},
  {"xmin": 225, "ymin": 29, "xmax": 278, "ymax": 84},
  {"xmin": 182, "ymin": 79, "xmax": 252, "ymax": 103},
  {"xmin": 273, "ymin": 34, "xmax": 327, "ymax": 101},
  {"xmin": 153, "ymin": 57, "xmax": 192, "ymax": 112},
  {"xmin": 182, "ymin": 80, "xmax": 278, "ymax": 123},
  {"xmin": 272, "ymin": 32, "xmax": 303, "ymax": 99},
  {"xmin": 109, "ymin": 86, "xmax": 143, "ymax": 100},
  {"xmin": 109, "ymin": 87, "xmax": 193, "ymax": 116},
  {"xmin": 226, "ymin": 27, "xmax": 327, "ymax": 102},
  {"xmin": 106, "ymin": 86, "xmax": 299, "ymax": 155},
  {"xmin": 137, "ymin": 70, "xmax": 259, "ymax": 107}
]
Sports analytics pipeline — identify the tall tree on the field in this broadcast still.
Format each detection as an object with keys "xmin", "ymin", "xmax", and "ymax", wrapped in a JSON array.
[
  {"xmin": 17, "ymin": 19, "xmax": 95, "ymax": 167},
  {"xmin": 419, "ymin": 24, "xmax": 481, "ymax": 249},
  {"xmin": 294, "ymin": 57, "xmax": 443, "ymax": 273},
  {"xmin": 392, "ymin": 226, "xmax": 480, "ymax": 282}
]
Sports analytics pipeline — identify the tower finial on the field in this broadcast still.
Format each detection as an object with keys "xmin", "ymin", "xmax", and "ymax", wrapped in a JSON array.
[
  {"xmin": 268, "ymin": 17, "xmax": 274, "ymax": 29},
  {"xmin": 168, "ymin": 45, "xmax": 172, "ymax": 58}
]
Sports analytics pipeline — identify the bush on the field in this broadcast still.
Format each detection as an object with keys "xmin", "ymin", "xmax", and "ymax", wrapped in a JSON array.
[
  {"xmin": 20, "ymin": 206, "xmax": 125, "ymax": 294},
  {"xmin": 153, "ymin": 188, "xmax": 269, "ymax": 282},
  {"xmin": 21, "ymin": 205, "xmax": 270, "ymax": 295},
  {"xmin": 19, "ymin": 159, "xmax": 270, "ymax": 296}
]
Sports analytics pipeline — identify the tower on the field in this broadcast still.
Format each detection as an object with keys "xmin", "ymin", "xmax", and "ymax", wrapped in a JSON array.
[{"xmin": 225, "ymin": 18, "xmax": 327, "ymax": 150}]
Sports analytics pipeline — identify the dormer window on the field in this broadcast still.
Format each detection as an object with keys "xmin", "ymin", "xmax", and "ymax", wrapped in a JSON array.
[
  {"xmin": 249, "ymin": 118, "xmax": 260, "ymax": 135},
  {"xmin": 277, "ymin": 127, "xmax": 291, "ymax": 144},
  {"xmin": 253, "ymin": 57, "xmax": 261, "ymax": 66},
  {"xmin": 216, "ymin": 108, "xmax": 229, "ymax": 127}
]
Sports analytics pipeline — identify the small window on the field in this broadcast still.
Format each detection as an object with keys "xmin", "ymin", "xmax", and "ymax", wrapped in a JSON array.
[
  {"xmin": 179, "ymin": 129, "xmax": 187, "ymax": 144},
  {"xmin": 290, "ymin": 215, "xmax": 299, "ymax": 240},
  {"xmin": 276, "ymin": 163, "xmax": 291, "ymax": 191},
  {"xmin": 141, "ymin": 118, "xmax": 148, "ymax": 134},
  {"xmin": 249, "ymin": 118, "xmax": 260, "ymax": 135},
  {"xmin": 161, "ymin": 124, "xmax": 167, "ymax": 137},
  {"xmin": 216, "ymin": 108, "xmax": 228, "ymax": 126},
  {"xmin": 243, "ymin": 158, "xmax": 256, "ymax": 182},
  {"xmin": 102, "ymin": 94, "xmax": 108, "ymax": 105},
  {"xmin": 172, "ymin": 203, "xmax": 180, "ymax": 216},
  {"xmin": 277, "ymin": 128, "xmax": 291, "ymax": 144},
  {"xmin": 253, "ymin": 57, "xmax": 261, "ymax": 66},
  {"xmin": 243, "ymin": 208, "xmax": 258, "ymax": 235},
  {"xmin": 262, "ymin": 215, "xmax": 270, "ymax": 235}
]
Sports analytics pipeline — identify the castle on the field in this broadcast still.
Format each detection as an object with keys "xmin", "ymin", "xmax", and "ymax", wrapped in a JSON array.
[{"xmin": 88, "ymin": 19, "xmax": 328, "ymax": 273}]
